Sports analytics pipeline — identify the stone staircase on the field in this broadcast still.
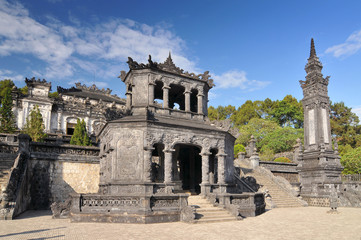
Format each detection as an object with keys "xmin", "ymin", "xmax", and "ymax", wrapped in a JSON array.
[
  {"xmin": 249, "ymin": 171, "xmax": 304, "ymax": 208},
  {"xmin": 237, "ymin": 160, "xmax": 305, "ymax": 208},
  {"xmin": 187, "ymin": 195, "xmax": 237, "ymax": 223},
  {"xmin": 0, "ymin": 158, "xmax": 15, "ymax": 191}
]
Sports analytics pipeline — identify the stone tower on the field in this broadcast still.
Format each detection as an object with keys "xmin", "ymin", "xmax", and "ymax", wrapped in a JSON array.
[{"xmin": 297, "ymin": 39, "xmax": 343, "ymax": 206}]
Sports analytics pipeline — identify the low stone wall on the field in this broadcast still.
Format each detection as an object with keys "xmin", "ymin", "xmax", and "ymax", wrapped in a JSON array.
[
  {"xmin": 28, "ymin": 142, "xmax": 100, "ymax": 209},
  {"xmin": 259, "ymin": 161, "xmax": 299, "ymax": 184}
]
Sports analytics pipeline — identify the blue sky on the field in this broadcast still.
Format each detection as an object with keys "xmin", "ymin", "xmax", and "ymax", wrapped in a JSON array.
[{"xmin": 0, "ymin": 0, "xmax": 360, "ymax": 117}]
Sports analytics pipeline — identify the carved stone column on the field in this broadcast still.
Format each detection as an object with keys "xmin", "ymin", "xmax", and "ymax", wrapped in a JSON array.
[
  {"xmin": 126, "ymin": 92, "xmax": 132, "ymax": 110},
  {"xmin": 162, "ymin": 85, "xmax": 170, "ymax": 109},
  {"xmin": 163, "ymin": 148, "xmax": 174, "ymax": 184},
  {"xmin": 57, "ymin": 111, "xmax": 62, "ymax": 132},
  {"xmin": 148, "ymin": 82, "xmax": 155, "ymax": 105},
  {"xmin": 144, "ymin": 147, "xmax": 154, "ymax": 182},
  {"xmin": 217, "ymin": 150, "xmax": 227, "ymax": 184},
  {"xmin": 197, "ymin": 93, "xmax": 204, "ymax": 114},
  {"xmin": 201, "ymin": 152, "xmax": 211, "ymax": 184},
  {"xmin": 184, "ymin": 90, "xmax": 191, "ymax": 112}
]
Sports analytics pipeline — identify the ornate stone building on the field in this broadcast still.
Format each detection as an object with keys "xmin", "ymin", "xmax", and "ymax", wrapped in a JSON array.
[
  {"xmin": 12, "ymin": 78, "xmax": 126, "ymax": 136},
  {"xmin": 297, "ymin": 39, "xmax": 344, "ymax": 206},
  {"xmin": 69, "ymin": 54, "xmax": 265, "ymax": 223}
]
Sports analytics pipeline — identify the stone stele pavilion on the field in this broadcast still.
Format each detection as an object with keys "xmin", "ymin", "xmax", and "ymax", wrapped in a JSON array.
[{"xmin": 69, "ymin": 54, "xmax": 265, "ymax": 223}]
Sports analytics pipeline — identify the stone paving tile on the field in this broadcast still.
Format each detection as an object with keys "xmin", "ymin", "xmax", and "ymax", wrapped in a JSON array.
[{"xmin": 0, "ymin": 207, "xmax": 360, "ymax": 240}]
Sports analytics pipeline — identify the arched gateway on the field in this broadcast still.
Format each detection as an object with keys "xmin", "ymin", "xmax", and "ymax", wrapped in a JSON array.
[{"xmin": 70, "ymin": 54, "xmax": 265, "ymax": 223}]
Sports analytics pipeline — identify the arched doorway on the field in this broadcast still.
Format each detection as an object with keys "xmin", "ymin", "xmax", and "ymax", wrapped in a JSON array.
[{"xmin": 174, "ymin": 144, "xmax": 202, "ymax": 194}]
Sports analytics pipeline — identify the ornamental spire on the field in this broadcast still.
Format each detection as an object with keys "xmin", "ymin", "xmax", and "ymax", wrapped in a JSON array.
[{"xmin": 310, "ymin": 38, "xmax": 316, "ymax": 58}]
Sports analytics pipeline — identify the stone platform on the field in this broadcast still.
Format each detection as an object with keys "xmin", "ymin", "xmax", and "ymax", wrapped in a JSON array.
[{"xmin": 1, "ymin": 207, "xmax": 360, "ymax": 239}]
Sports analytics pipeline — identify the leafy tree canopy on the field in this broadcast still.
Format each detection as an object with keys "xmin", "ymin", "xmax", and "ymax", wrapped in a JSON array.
[
  {"xmin": 208, "ymin": 105, "xmax": 236, "ymax": 121},
  {"xmin": 330, "ymin": 101, "xmax": 361, "ymax": 148},
  {"xmin": 70, "ymin": 119, "xmax": 91, "ymax": 146},
  {"xmin": 23, "ymin": 105, "xmax": 47, "ymax": 142},
  {"xmin": 0, "ymin": 79, "xmax": 15, "ymax": 101},
  {"xmin": 340, "ymin": 147, "xmax": 361, "ymax": 174},
  {"xmin": 0, "ymin": 87, "xmax": 16, "ymax": 133}
]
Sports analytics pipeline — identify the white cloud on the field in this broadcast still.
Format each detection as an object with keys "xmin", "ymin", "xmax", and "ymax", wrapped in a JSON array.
[
  {"xmin": 352, "ymin": 106, "xmax": 361, "ymax": 119},
  {"xmin": 0, "ymin": 0, "xmax": 196, "ymax": 80},
  {"xmin": 212, "ymin": 70, "xmax": 270, "ymax": 91},
  {"xmin": 326, "ymin": 29, "xmax": 361, "ymax": 57},
  {"xmin": 0, "ymin": 69, "xmax": 23, "ymax": 82}
]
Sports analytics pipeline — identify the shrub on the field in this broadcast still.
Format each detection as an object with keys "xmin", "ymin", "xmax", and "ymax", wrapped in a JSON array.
[
  {"xmin": 23, "ymin": 105, "xmax": 47, "ymax": 142},
  {"xmin": 234, "ymin": 144, "xmax": 246, "ymax": 157},
  {"xmin": 260, "ymin": 147, "xmax": 274, "ymax": 161},
  {"xmin": 274, "ymin": 157, "xmax": 292, "ymax": 163},
  {"xmin": 340, "ymin": 147, "xmax": 361, "ymax": 174}
]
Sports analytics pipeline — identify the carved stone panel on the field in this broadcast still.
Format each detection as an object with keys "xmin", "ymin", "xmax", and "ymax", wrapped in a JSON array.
[
  {"xmin": 308, "ymin": 109, "xmax": 316, "ymax": 145},
  {"xmin": 113, "ymin": 130, "xmax": 143, "ymax": 181},
  {"xmin": 321, "ymin": 108, "xmax": 329, "ymax": 144}
]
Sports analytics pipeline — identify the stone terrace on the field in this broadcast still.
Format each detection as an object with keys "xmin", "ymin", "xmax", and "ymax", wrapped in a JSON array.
[{"xmin": 0, "ymin": 207, "xmax": 360, "ymax": 240}]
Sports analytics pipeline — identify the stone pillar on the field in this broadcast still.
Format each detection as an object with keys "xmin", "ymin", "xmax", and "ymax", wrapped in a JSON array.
[
  {"xmin": 144, "ymin": 147, "xmax": 154, "ymax": 182},
  {"xmin": 201, "ymin": 152, "xmax": 210, "ymax": 184},
  {"xmin": 162, "ymin": 85, "xmax": 170, "ymax": 109},
  {"xmin": 217, "ymin": 151, "xmax": 227, "ymax": 184},
  {"xmin": 250, "ymin": 148, "xmax": 260, "ymax": 169},
  {"xmin": 163, "ymin": 149, "xmax": 174, "ymax": 184},
  {"xmin": 184, "ymin": 90, "xmax": 191, "ymax": 112},
  {"xmin": 148, "ymin": 83, "xmax": 155, "ymax": 105},
  {"xmin": 197, "ymin": 93, "xmax": 204, "ymax": 114},
  {"xmin": 126, "ymin": 92, "xmax": 132, "ymax": 110},
  {"xmin": 57, "ymin": 111, "xmax": 62, "ymax": 132},
  {"xmin": 18, "ymin": 134, "xmax": 30, "ymax": 155}
]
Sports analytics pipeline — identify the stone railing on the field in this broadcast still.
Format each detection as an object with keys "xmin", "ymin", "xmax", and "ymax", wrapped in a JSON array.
[
  {"xmin": 342, "ymin": 174, "xmax": 361, "ymax": 183},
  {"xmin": 0, "ymin": 133, "xmax": 19, "ymax": 155},
  {"xmin": 30, "ymin": 142, "xmax": 100, "ymax": 163}
]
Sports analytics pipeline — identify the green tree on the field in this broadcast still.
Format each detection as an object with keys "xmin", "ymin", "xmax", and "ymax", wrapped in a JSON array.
[
  {"xmin": 70, "ymin": 119, "xmax": 91, "ymax": 146},
  {"xmin": 270, "ymin": 95, "xmax": 303, "ymax": 128},
  {"xmin": 234, "ymin": 143, "xmax": 246, "ymax": 157},
  {"xmin": 208, "ymin": 105, "xmax": 236, "ymax": 121},
  {"xmin": 340, "ymin": 147, "xmax": 361, "ymax": 174},
  {"xmin": 259, "ymin": 127, "xmax": 303, "ymax": 154},
  {"xmin": 48, "ymin": 91, "xmax": 59, "ymax": 99},
  {"xmin": 236, "ymin": 118, "xmax": 280, "ymax": 148},
  {"xmin": 330, "ymin": 102, "xmax": 360, "ymax": 148},
  {"xmin": 231, "ymin": 100, "xmax": 262, "ymax": 127},
  {"xmin": 0, "ymin": 79, "xmax": 15, "ymax": 102},
  {"xmin": 0, "ymin": 88, "xmax": 16, "ymax": 133},
  {"xmin": 23, "ymin": 105, "xmax": 47, "ymax": 142}
]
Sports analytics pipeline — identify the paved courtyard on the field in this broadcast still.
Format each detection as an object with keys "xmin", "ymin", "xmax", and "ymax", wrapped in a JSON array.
[{"xmin": 0, "ymin": 207, "xmax": 360, "ymax": 240}]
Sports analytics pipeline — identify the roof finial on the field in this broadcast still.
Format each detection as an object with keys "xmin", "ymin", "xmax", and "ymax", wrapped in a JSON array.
[
  {"xmin": 310, "ymin": 38, "xmax": 316, "ymax": 58},
  {"xmin": 168, "ymin": 51, "xmax": 172, "ymax": 59}
]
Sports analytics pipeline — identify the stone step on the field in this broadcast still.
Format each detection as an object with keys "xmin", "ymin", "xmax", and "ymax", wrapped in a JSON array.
[{"xmin": 194, "ymin": 217, "xmax": 237, "ymax": 224}]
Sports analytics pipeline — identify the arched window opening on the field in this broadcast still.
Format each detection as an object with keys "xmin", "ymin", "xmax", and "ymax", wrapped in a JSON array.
[
  {"xmin": 151, "ymin": 143, "xmax": 164, "ymax": 182},
  {"xmin": 190, "ymin": 89, "xmax": 198, "ymax": 113},
  {"xmin": 169, "ymin": 84, "xmax": 185, "ymax": 111},
  {"xmin": 154, "ymin": 81, "xmax": 164, "ymax": 107}
]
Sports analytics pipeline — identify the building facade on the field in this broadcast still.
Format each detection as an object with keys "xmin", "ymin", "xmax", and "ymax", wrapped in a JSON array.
[{"xmin": 12, "ymin": 78, "xmax": 126, "ymax": 136}]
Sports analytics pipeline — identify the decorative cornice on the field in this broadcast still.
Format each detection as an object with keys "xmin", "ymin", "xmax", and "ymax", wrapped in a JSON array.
[
  {"xmin": 121, "ymin": 54, "xmax": 215, "ymax": 88},
  {"xmin": 25, "ymin": 77, "xmax": 51, "ymax": 87}
]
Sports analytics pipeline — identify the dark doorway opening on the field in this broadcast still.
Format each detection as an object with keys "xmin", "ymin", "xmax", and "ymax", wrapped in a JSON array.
[{"xmin": 175, "ymin": 144, "xmax": 202, "ymax": 194}]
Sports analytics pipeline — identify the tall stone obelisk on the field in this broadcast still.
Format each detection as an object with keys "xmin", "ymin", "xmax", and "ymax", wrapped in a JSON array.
[{"xmin": 297, "ymin": 39, "xmax": 343, "ymax": 206}]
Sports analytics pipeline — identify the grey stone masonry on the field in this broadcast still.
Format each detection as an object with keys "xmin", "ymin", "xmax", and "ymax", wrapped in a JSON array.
[{"xmin": 297, "ymin": 39, "xmax": 343, "ymax": 206}]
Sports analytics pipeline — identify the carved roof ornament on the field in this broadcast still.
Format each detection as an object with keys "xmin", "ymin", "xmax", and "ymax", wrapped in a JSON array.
[
  {"xmin": 75, "ymin": 82, "xmax": 112, "ymax": 95},
  {"xmin": 25, "ymin": 77, "xmax": 51, "ymax": 87},
  {"xmin": 300, "ymin": 38, "xmax": 330, "ymax": 89},
  {"xmin": 121, "ymin": 53, "xmax": 215, "ymax": 88}
]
